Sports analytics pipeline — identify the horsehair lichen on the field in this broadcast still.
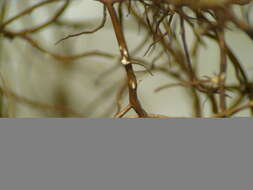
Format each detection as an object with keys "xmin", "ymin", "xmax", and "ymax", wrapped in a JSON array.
[{"xmin": 0, "ymin": 0, "xmax": 253, "ymax": 117}]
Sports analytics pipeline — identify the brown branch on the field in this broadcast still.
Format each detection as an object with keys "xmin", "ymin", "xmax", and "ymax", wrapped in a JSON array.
[
  {"xmin": 0, "ymin": 86, "xmax": 84, "ymax": 117},
  {"xmin": 10, "ymin": 0, "xmax": 70, "ymax": 35},
  {"xmin": 217, "ymin": 29, "xmax": 227, "ymax": 113},
  {"xmin": 3, "ymin": 30, "xmax": 115, "ymax": 61},
  {"xmin": 0, "ymin": 0, "xmax": 64, "ymax": 28},
  {"xmin": 105, "ymin": 2, "xmax": 147, "ymax": 117},
  {"xmin": 114, "ymin": 104, "xmax": 132, "ymax": 118},
  {"xmin": 55, "ymin": 4, "xmax": 107, "ymax": 44},
  {"xmin": 214, "ymin": 101, "xmax": 253, "ymax": 117}
]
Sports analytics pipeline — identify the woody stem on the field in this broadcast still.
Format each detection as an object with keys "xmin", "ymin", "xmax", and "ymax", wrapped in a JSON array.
[{"xmin": 106, "ymin": 3, "xmax": 147, "ymax": 117}]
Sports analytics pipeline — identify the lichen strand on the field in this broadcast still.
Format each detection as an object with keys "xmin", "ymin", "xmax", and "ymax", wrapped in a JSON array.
[
  {"xmin": 1, "ymin": 0, "xmax": 252, "ymax": 118},
  {"xmin": 98, "ymin": 0, "xmax": 124, "ymax": 4},
  {"xmin": 164, "ymin": 0, "xmax": 251, "ymax": 8},
  {"xmin": 99, "ymin": 0, "xmax": 251, "ymax": 8}
]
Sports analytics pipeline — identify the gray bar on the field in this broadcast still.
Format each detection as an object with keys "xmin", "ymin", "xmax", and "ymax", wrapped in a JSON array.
[{"xmin": 0, "ymin": 119, "xmax": 252, "ymax": 190}]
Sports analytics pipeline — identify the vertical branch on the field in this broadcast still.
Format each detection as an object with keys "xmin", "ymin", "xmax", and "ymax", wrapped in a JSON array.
[
  {"xmin": 105, "ymin": 2, "xmax": 147, "ymax": 117},
  {"xmin": 180, "ymin": 16, "xmax": 194, "ymax": 80},
  {"xmin": 180, "ymin": 16, "xmax": 201, "ymax": 117},
  {"xmin": 217, "ymin": 29, "xmax": 227, "ymax": 113}
]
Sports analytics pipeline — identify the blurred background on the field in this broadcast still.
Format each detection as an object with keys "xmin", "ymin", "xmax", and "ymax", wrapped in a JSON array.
[{"xmin": 0, "ymin": 0, "xmax": 253, "ymax": 117}]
